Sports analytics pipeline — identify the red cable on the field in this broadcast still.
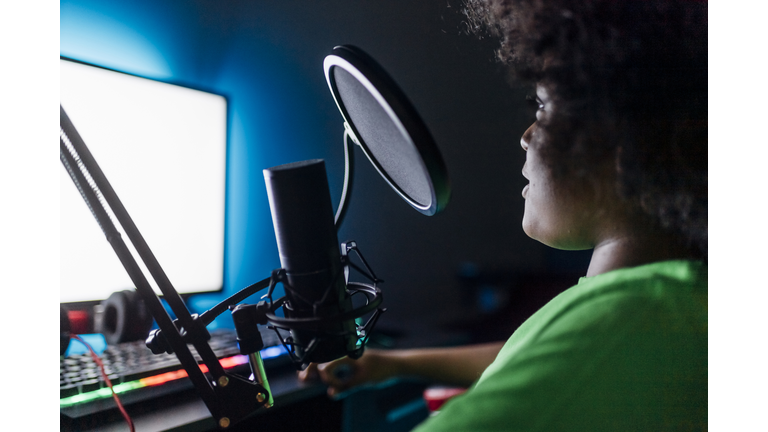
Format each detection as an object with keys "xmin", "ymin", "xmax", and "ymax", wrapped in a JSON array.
[{"xmin": 70, "ymin": 334, "xmax": 136, "ymax": 432}]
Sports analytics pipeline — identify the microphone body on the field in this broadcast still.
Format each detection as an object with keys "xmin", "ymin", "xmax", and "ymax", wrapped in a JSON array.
[{"xmin": 263, "ymin": 159, "xmax": 357, "ymax": 364}]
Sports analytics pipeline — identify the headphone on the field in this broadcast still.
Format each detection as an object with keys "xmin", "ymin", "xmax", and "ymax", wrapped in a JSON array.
[
  {"xmin": 61, "ymin": 305, "xmax": 71, "ymax": 356},
  {"xmin": 95, "ymin": 290, "xmax": 154, "ymax": 345}
]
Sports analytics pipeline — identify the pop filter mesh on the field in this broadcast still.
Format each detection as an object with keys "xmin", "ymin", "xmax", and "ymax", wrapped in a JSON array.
[{"xmin": 333, "ymin": 67, "xmax": 432, "ymax": 207}]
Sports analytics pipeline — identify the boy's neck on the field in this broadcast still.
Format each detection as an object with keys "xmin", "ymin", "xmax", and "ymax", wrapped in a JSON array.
[{"xmin": 586, "ymin": 230, "xmax": 691, "ymax": 277}]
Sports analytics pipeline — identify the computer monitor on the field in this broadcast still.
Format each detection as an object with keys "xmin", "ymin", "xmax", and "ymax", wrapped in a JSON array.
[{"xmin": 60, "ymin": 57, "xmax": 228, "ymax": 305}]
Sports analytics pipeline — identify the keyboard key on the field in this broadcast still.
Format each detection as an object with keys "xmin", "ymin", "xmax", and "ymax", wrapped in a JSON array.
[
  {"xmin": 60, "ymin": 384, "xmax": 79, "ymax": 399},
  {"xmin": 80, "ymin": 379, "xmax": 101, "ymax": 393}
]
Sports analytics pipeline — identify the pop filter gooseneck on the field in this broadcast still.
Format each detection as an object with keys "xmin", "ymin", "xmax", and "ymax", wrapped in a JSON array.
[{"xmin": 325, "ymin": 45, "xmax": 451, "ymax": 218}]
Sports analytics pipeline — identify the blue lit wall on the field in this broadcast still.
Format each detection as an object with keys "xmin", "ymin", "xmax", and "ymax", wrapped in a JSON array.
[
  {"xmin": 61, "ymin": 0, "xmax": 576, "ymax": 334},
  {"xmin": 60, "ymin": 0, "xmax": 340, "ymax": 328}
]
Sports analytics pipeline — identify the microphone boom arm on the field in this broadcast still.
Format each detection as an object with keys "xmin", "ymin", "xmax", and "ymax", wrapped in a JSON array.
[
  {"xmin": 60, "ymin": 106, "xmax": 270, "ymax": 429},
  {"xmin": 61, "ymin": 105, "xmax": 385, "ymax": 429}
]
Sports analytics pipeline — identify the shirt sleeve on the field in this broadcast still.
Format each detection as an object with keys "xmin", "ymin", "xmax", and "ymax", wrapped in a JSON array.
[{"xmin": 411, "ymin": 284, "xmax": 707, "ymax": 432}]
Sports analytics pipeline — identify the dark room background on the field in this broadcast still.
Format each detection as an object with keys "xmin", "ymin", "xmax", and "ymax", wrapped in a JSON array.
[{"xmin": 60, "ymin": 0, "xmax": 591, "ymax": 346}]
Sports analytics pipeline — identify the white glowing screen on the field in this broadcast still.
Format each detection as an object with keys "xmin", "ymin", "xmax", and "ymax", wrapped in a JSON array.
[{"xmin": 60, "ymin": 59, "xmax": 227, "ymax": 303}]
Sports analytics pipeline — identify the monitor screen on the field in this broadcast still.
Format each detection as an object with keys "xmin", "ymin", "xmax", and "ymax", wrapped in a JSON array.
[{"xmin": 60, "ymin": 58, "xmax": 227, "ymax": 304}]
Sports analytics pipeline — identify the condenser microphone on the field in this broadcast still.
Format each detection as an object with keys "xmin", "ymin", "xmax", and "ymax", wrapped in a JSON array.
[
  {"xmin": 255, "ymin": 45, "xmax": 452, "ymax": 367},
  {"xmin": 263, "ymin": 159, "xmax": 358, "ymax": 365}
]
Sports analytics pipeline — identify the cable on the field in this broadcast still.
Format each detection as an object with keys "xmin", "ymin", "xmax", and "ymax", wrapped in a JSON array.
[
  {"xmin": 198, "ymin": 276, "xmax": 271, "ymax": 325},
  {"xmin": 70, "ymin": 334, "xmax": 135, "ymax": 432}
]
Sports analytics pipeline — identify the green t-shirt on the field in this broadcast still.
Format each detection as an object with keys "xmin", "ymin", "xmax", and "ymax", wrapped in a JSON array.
[{"xmin": 413, "ymin": 260, "xmax": 707, "ymax": 432}]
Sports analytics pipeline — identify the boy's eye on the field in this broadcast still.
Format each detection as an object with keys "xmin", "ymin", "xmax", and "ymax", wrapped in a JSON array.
[{"xmin": 525, "ymin": 94, "xmax": 544, "ymax": 111}]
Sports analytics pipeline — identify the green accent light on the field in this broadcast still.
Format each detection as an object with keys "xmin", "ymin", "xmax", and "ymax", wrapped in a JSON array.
[{"xmin": 60, "ymin": 381, "xmax": 144, "ymax": 407}]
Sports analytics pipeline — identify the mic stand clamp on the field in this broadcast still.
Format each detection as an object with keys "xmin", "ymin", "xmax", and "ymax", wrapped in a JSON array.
[
  {"xmin": 145, "ymin": 314, "xmax": 211, "ymax": 355},
  {"xmin": 230, "ymin": 303, "xmax": 275, "ymax": 408},
  {"xmin": 142, "ymin": 308, "xmax": 275, "ymax": 426}
]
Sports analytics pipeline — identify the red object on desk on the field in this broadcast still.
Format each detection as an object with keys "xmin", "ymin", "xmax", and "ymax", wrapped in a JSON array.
[
  {"xmin": 423, "ymin": 387, "xmax": 467, "ymax": 412},
  {"xmin": 68, "ymin": 310, "xmax": 90, "ymax": 334}
]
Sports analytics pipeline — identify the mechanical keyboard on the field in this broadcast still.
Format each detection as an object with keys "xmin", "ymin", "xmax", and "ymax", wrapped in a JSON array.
[{"xmin": 60, "ymin": 327, "xmax": 290, "ymax": 418}]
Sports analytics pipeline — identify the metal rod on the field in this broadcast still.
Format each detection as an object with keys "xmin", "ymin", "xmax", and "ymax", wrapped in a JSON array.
[{"xmin": 248, "ymin": 353, "xmax": 274, "ymax": 408}]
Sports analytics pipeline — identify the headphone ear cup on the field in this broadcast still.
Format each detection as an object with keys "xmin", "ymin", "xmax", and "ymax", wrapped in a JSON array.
[
  {"xmin": 125, "ymin": 290, "xmax": 154, "ymax": 341},
  {"xmin": 97, "ymin": 290, "xmax": 154, "ymax": 345},
  {"xmin": 61, "ymin": 306, "xmax": 71, "ymax": 356}
]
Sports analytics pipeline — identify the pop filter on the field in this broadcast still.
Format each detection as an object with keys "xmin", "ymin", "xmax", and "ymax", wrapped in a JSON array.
[{"xmin": 324, "ymin": 45, "xmax": 450, "ymax": 216}]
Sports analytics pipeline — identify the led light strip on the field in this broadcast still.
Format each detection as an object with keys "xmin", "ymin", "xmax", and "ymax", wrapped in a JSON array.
[{"xmin": 60, "ymin": 354, "xmax": 250, "ymax": 407}]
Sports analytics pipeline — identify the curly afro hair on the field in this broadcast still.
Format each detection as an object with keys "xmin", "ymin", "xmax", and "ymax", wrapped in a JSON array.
[{"xmin": 463, "ymin": 0, "xmax": 708, "ymax": 259}]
